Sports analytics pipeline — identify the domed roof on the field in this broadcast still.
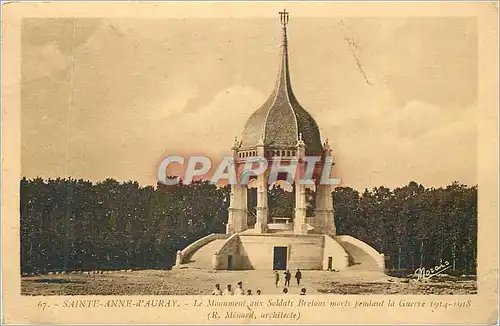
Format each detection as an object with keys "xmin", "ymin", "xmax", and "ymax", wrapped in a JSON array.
[{"xmin": 240, "ymin": 19, "xmax": 323, "ymax": 155}]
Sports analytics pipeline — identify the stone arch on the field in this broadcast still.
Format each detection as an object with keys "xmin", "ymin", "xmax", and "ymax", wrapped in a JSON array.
[
  {"xmin": 268, "ymin": 180, "xmax": 295, "ymax": 230},
  {"xmin": 246, "ymin": 178, "xmax": 259, "ymax": 227}
]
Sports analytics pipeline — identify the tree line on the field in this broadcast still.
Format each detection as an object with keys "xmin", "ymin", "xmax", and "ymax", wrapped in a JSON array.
[
  {"xmin": 334, "ymin": 181, "xmax": 477, "ymax": 274},
  {"xmin": 20, "ymin": 178, "xmax": 476, "ymax": 275}
]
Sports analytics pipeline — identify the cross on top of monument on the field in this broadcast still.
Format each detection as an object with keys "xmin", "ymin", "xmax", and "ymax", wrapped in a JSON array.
[{"xmin": 279, "ymin": 9, "xmax": 289, "ymax": 26}]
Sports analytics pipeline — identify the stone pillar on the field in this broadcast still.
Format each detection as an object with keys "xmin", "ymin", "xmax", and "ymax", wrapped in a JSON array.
[
  {"xmin": 254, "ymin": 170, "xmax": 268, "ymax": 233},
  {"xmin": 294, "ymin": 134, "xmax": 308, "ymax": 234},
  {"xmin": 241, "ymin": 186, "xmax": 248, "ymax": 230},
  {"xmin": 212, "ymin": 253, "xmax": 219, "ymax": 270},
  {"xmin": 175, "ymin": 250, "xmax": 182, "ymax": 266},
  {"xmin": 227, "ymin": 189, "xmax": 235, "ymax": 234},
  {"xmin": 315, "ymin": 184, "xmax": 335, "ymax": 234},
  {"xmin": 294, "ymin": 181, "xmax": 308, "ymax": 234},
  {"xmin": 315, "ymin": 138, "xmax": 335, "ymax": 235},
  {"xmin": 227, "ymin": 138, "xmax": 247, "ymax": 234},
  {"xmin": 254, "ymin": 134, "xmax": 268, "ymax": 233},
  {"xmin": 227, "ymin": 184, "xmax": 248, "ymax": 234}
]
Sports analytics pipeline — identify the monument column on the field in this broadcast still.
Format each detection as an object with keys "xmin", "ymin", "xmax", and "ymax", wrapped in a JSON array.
[
  {"xmin": 227, "ymin": 138, "xmax": 248, "ymax": 234},
  {"xmin": 315, "ymin": 139, "xmax": 336, "ymax": 235},
  {"xmin": 241, "ymin": 185, "xmax": 248, "ymax": 231},
  {"xmin": 227, "ymin": 184, "xmax": 248, "ymax": 234},
  {"xmin": 294, "ymin": 134, "xmax": 308, "ymax": 234},
  {"xmin": 254, "ymin": 135, "xmax": 268, "ymax": 233}
]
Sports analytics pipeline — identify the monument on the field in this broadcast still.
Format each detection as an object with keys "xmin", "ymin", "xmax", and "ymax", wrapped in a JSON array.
[{"xmin": 175, "ymin": 11, "xmax": 385, "ymax": 272}]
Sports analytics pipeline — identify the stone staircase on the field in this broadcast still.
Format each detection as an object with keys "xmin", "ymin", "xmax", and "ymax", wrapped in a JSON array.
[
  {"xmin": 335, "ymin": 238, "xmax": 381, "ymax": 271},
  {"xmin": 184, "ymin": 239, "xmax": 227, "ymax": 269}
]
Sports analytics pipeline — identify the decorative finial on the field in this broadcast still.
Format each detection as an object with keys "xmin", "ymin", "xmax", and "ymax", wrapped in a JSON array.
[
  {"xmin": 279, "ymin": 9, "xmax": 289, "ymax": 27},
  {"xmin": 232, "ymin": 136, "xmax": 241, "ymax": 150},
  {"xmin": 296, "ymin": 132, "xmax": 305, "ymax": 148},
  {"xmin": 257, "ymin": 133, "xmax": 265, "ymax": 146},
  {"xmin": 323, "ymin": 138, "xmax": 331, "ymax": 151}
]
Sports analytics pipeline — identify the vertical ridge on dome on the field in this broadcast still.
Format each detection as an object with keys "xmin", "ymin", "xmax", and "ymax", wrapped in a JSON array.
[
  {"xmin": 264, "ymin": 14, "xmax": 299, "ymax": 147},
  {"xmin": 239, "ymin": 10, "xmax": 323, "ymax": 154}
]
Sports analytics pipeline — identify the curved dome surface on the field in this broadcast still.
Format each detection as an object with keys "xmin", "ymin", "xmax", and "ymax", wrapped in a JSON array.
[{"xmin": 240, "ymin": 27, "xmax": 322, "ymax": 155}]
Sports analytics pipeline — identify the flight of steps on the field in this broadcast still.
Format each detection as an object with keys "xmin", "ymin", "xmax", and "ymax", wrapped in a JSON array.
[
  {"xmin": 335, "ymin": 238, "xmax": 381, "ymax": 272},
  {"xmin": 184, "ymin": 239, "xmax": 227, "ymax": 269}
]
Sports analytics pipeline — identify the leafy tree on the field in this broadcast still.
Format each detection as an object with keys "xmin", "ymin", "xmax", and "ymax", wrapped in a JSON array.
[{"xmin": 20, "ymin": 178, "xmax": 477, "ymax": 275}]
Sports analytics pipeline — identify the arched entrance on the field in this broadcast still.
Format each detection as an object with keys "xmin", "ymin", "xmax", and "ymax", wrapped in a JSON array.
[
  {"xmin": 246, "ymin": 178, "xmax": 258, "ymax": 227},
  {"xmin": 268, "ymin": 180, "xmax": 295, "ymax": 232}
]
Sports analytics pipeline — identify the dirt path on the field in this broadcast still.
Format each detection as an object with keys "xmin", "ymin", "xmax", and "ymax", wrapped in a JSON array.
[{"xmin": 21, "ymin": 269, "xmax": 476, "ymax": 296}]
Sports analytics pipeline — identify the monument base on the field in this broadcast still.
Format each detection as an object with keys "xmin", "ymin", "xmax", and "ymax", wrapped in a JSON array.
[{"xmin": 178, "ymin": 232, "xmax": 385, "ymax": 272}]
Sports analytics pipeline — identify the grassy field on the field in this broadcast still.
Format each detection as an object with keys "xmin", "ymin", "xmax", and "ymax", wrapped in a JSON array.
[{"xmin": 21, "ymin": 269, "xmax": 477, "ymax": 296}]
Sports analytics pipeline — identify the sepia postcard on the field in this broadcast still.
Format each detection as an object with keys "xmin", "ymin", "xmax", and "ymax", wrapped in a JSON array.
[{"xmin": 1, "ymin": 1, "xmax": 499, "ymax": 324}]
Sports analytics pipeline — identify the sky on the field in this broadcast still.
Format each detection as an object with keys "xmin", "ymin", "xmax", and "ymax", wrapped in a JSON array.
[{"xmin": 21, "ymin": 17, "xmax": 477, "ymax": 190}]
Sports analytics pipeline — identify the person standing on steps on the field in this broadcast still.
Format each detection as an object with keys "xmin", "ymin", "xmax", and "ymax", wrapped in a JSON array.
[
  {"xmin": 284, "ymin": 269, "xmax": 291, "ymax": 287},
  {"xmin": 295, "ymin": 269, "xmax": 302, "ymax": 286},
  {"xmin": 274, "ymin": 270, "xmax": 280, "ymax": 287}
]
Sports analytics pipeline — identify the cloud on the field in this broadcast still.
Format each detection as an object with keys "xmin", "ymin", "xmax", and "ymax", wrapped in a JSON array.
[
  {"xmin": 20, "ymin": 18, "xmax": 477, "ymax": 190},
  {"xmin": 22, "ymin": 42, "xmax": 69, "ymax": 82},
  {"xmin": 156, "ymin": 83, "xmax": 200, "ymax": 119},
  {"xmin": 21, "ymin": 19, "xmax": 104, "ymax": 82},
  {"xmin": 160, "ymin": 85, "xmax": 266, "ymax": 154},
  {"xmin": 324, "ymin": 100, "xmax": 477, "ymax": 189}
]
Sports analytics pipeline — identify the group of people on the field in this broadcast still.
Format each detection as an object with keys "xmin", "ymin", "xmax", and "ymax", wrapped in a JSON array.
[
  {"xmin": 276, "ymin": 269, "xmax": 306, "ymax": 295},
  {"xmin": 274, "ymin": 269, "xmax": 302, "ymax": 287},
  {"xmin": 210, "ymin": 269, "xmax": 307, "ymax": 295},
  {"xmin": 212, "ymin": 282, "xmax": 261, "ymax": 296}
]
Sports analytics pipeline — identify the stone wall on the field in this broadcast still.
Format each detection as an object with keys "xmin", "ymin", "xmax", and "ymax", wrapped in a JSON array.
[
  {"xmin": 322, "ymin": 235, "xmax": 349, "ymax": 271},
  {"xmin": 213, "ymin": 234, "xmax": 250, "ymax": 270},
  {"xmin": 181, "ymin": 233, "xmax": 384, "ymax": 272},
  {"xmin": 237, "ymin": 234, "xmax": 324, "ymax": 270}
]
